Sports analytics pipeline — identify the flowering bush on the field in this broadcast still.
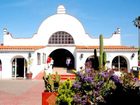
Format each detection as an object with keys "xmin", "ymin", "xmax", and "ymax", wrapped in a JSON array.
[
  {"xmin": 72, "ymin": 69, "xmax": 116, "ymax": 105},
  {"xmin": 99, "ymin": 72, "xmax": 140, "ymax": 105},
  {"xmin": 56, "ymin": 69, "xmax": 140, "ymax": 105},
  {"xmin": 72, "ymin": 69, "xmax": 140, "ymax": 105}
]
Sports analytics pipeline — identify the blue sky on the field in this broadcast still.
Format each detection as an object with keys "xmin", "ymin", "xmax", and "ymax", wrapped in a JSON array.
[{"xmin": 0, "ymin": 0, "xmax": 139, "ymax": 47}]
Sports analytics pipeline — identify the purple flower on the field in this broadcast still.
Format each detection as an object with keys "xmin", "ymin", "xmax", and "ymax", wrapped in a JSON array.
[
  {"xmin": 73, "ymin": 94, "xmax": 82, "ymax": 103},
  {"xmin": 133, "ymin": 77, "xmax": 138, "ymax": 81},
  {"xmin": 84, "ymin": 76, "xmax": 93, "ymax": 82},
  {"xmin": 77, "ymin": 71, "xmax": 84, "ymax": 80},
  {"xmin": 73, "ymin": 94, "xmax": 88, "ymax": 105},
  {"xmin": 100, "ymin": 71, "xmax": 109, "ymax": 78},
  {"xmin": 73, "ymin": 81, "xmax": 81, "ymax": 89},
  {"xmin": 111, "ymin": 75, "xmax": 120, "ymax": 83},
  {"xmin": 85, "ymin": 69, "xmax": 91, "ymax": 74}
]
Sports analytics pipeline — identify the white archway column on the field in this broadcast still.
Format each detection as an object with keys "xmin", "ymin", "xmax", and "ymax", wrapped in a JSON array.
[
  {"xmin": 14, "ymin": 58, "xmax": 17, "ymax": 78},
  {"xmin": 24, "ymin": 59, "xmax": 26, "ymax": 79}
]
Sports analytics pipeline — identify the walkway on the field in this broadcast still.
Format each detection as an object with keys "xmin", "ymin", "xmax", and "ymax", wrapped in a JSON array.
[{"xmin": 0, "ymin": 79, "xmax": 44, "ymax": 105}]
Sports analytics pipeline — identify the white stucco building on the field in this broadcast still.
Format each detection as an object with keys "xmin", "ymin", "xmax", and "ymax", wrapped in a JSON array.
[{"xmin": 0, "ymin": 5, "xmax": 138, "ymax": 79}]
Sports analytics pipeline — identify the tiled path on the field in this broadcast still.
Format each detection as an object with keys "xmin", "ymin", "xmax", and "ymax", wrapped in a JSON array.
[{"xmin": 0, "ymin": 80, "xmax": 44, "ymax": 105}]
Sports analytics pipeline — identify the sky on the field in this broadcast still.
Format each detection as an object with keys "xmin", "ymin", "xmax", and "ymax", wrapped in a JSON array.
[{"xmin": 0, "ymin": 0, "xmax": 139, "ymax": 47}]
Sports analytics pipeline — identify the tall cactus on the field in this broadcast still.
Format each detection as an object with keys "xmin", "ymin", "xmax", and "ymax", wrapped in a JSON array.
[
  {"xmin": 94, "ymin": 49, "xmax": 99, "ymax": 70},
  {"xmin": 103, "ymin": 51, "xmax": 107, "ymax": 70},
  {"xmin": 99, "ymin": 34, "xmax": 103, "ymax": 70},
  {"xmin": 94, "ymin": 49, "xmax": 97, "ymax": 57}
]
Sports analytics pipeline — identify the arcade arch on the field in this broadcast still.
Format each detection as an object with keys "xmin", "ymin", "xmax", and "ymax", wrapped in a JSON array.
[
  {"xmin": 49, "ymin": 48, "xmax": 75, "ymax": 71},
  {"xmin": 85, "ymin": 55, "xmax": 99, "ymax": 70}
]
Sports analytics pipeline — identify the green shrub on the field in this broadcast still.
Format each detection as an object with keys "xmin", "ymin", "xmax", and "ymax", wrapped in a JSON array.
[{"xmin": 56, "ymin": 79, "xmax": 74, "ymax": 105}]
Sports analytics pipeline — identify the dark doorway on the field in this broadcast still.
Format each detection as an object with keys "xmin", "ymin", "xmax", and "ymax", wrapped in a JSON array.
[
  {"xmin": 12, "ymin": 58, "xmax": 27, "ymax": 78},
  {"xmin": 16, "ymin": 58, "xmax": 24, "ymax": 77},
  {"xmin": 49, "ymin": 49, "xmax": 75, "ymax": 69}
]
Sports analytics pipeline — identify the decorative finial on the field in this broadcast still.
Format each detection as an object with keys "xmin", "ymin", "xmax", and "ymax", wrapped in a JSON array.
[
  {"xmin": 114, "ymin": 28, "xmax": 121, "ymax": 34},
  {"xmin": 3, "ymin": 28, "xmax": 7, "ymax": 32},
  {"xmin": 117, "ymin": 28, "xmax": 120, "ymax": 34},
  {"xmin": 3, "ymin": 28, "xmax": 8, "ymax": 35},
  {"xmin": 57, "ymin": 5, "xmax": 66, "ymax": 14}
]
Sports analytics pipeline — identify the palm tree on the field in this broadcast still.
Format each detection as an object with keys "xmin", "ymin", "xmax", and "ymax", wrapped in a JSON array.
[
  {"xmin": 133, "ymin": 16, "xmax": 140, "ymax": 47},
  {"xmin": 133, "ymin": 16, "xmax": 140, "ymax": 65}
]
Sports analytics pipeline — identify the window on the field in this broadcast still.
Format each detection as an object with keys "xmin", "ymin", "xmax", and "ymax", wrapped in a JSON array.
[
  {"xmin": 42, "ymin": 53, "xmax": 46, "ymax": 64},
  {"xmin": 37, "ymin": 53, "xmax": 41, "ymax": 65},
  {"xmin": 48, "ymin": 31, "xmax": 74, "ymax": 44}
]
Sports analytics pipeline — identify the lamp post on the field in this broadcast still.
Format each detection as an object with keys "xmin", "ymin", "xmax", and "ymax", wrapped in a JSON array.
[{"xmin": 28, "ymin": 52, "xmax": 31, "ymax": 59}]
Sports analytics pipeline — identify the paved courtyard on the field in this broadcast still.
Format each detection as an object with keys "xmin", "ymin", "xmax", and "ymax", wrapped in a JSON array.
[{"xmin": 0, "ymin": 79, "xmax": 44, "ymax": 105}]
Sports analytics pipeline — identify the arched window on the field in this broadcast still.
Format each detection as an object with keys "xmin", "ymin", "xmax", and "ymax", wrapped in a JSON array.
[
  {"xmin": 112, "ymin": 56, "xmax": 128, "ymax": 72},
  {"xmin": 48, "ymin": 31, "xmax": 74, "ymax": 44}
]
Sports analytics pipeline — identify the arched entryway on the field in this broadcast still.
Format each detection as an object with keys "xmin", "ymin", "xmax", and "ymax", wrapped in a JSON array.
[
  {"xmin": 49, "ymin": 49, "xmax": 75, "ymax": 73},
  {"xmin": 85, "ymin": 55, "xmax": 99, "ymax": 70},
  {"xmin": 12, "ymin": 56, "xmax": 27, "ymax": 78},
  {"xmin": 112, "ymin": 56, "xmax": 128, "ymax": 72}
]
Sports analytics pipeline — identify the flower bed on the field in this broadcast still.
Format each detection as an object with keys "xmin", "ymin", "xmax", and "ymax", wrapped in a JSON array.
[{"xmin": 56, "ymin": 69, "xmax": 140, "ymax": 105}]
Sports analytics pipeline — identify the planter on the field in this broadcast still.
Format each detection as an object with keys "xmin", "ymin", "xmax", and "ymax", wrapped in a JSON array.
[
  {"xmin": 42, "ymin": 92, "xmax": 57, "ymax": 105},
  {"xmin": 26, "ymin": 73, "xmax": 33, "ymax": 79}
]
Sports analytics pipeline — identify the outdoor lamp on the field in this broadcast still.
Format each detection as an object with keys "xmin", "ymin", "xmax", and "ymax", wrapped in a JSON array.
[{"xmin": 28, "ymin": 52, "xmax": 31, "ymax": 58}]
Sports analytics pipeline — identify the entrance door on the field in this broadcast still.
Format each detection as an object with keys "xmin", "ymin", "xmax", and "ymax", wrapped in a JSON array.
[
  {"xmin": 12, "ymin": 58, "xmax": 27, "ymax": 78},
  {"xmin": 16, "ymin": 58, "xmax": 24, "ymax": 77}
]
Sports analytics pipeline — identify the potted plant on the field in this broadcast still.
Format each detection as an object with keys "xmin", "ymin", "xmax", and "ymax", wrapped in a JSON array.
[
  {"xmin": 42, "ymin": 72, "xmax": 60, "ymax": 105},
  {"xmin": 26, "ymin": 53, "xmax": 33, "ymax": 79},
  {"xmin": 26, "ymin": 71, "xmax": 33, "ymax": 79}
]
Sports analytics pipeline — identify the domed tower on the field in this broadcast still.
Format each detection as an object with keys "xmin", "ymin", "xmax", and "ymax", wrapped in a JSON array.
[{"xmin": 36, "ymin": 5, "xmax": 87, "ymax": 45}]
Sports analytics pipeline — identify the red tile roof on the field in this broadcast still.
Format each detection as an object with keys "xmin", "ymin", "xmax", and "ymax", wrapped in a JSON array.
[
  {"xmin": 0, "ymin": 46, "xmax": 45, "ymax": 51},
  {"xmin": 0, "ymin": 45, "xmax": 137, "ymax": 52},
  {"xmin": 76, "ymin": 46, "xmax": 138, "ymax": 51}
]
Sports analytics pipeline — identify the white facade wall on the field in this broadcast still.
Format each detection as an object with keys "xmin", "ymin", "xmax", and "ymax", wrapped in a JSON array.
[
  {"xmin": 31, "ymin": 46, "xmax": 76, "ymax": 77},
  {"xmin": 0, "ymin": 5, "xmax": 138, "ymax": 79},
  {"xmin": 107, "ymin": 51, "xmax": 138, "ymax": 72},
  {"xmin": 76, "ymin": 50, "xmax": 138, "ymax": 72},
  {"xmin": 0, "ymin": 52, "xmax": 28, "ymax": 79}
]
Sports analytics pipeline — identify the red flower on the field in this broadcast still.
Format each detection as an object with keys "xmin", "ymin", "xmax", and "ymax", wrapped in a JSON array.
[{"xmin": 47, "ymin": 57, "xmax": 51, "ymax": 64}]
